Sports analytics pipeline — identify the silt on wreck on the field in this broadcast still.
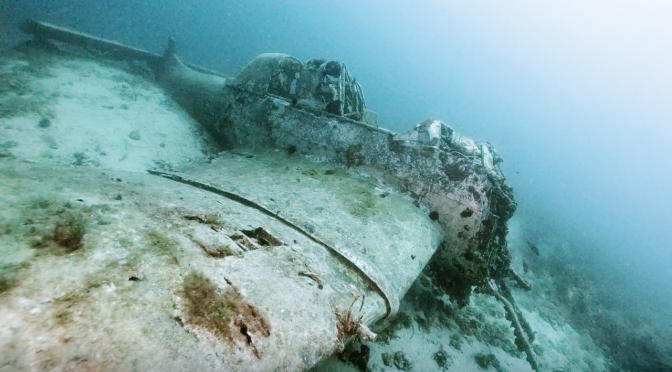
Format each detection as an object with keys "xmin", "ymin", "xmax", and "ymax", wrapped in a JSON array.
[{"xmin": 0, "ymin": 20, "xmax": 536, "ymax": 372}]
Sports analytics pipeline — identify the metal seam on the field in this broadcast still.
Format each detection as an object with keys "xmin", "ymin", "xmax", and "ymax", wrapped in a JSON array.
[{"xmin": 147, "ymin": 169, "xmax": 397, "ymax": 317}]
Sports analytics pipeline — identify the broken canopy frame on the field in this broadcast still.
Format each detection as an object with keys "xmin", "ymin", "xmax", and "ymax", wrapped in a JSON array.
[{"xmin": 230, "ymin": 53, "xmax": 369, "ymax": 122}]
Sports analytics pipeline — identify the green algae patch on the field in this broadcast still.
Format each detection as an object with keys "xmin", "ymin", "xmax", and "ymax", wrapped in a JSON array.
[
  {"xmin": 0, "ymin": 262, "xmax": 30, "ymax": 294},
  {"xmin": 381, "ymin": 351, "xmax": 413, "ymax": 371},
  {"xmin": 179, "ymin": 271, "xmax": 234, "ymax": 339},
  {"xmin": 52, "ymin": 210, "xmax": 86, "ymax": 251},
  {"xmin": 331, "ymin": 178, "xmax": 379, "ymax": 218},
  {"xmin": 178, "ymin": 271, "xmax": 271, "ymax": 358},
  {"xmin": 144, "ymin": 230, "xmax": 180, "ymax": 265},
  {"xmin": 432, "ymin": 347, "xmax": 452, "ymax": 369},
  {"xmin": 474, "ymin": 352, "xmax": 504, "ymax": 372},
  {"xmin": 16, "ymin": 197, "xmax": 92, "ymax": 256},
  {"xmin": 0, "ymin": 275, "xmax": 11, "ymax": 292}
]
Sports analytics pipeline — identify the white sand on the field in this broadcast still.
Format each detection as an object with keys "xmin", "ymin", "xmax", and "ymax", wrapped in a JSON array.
[{"xmin": 1, "ymin": 56, "xmax": 214, "ymax": 172}]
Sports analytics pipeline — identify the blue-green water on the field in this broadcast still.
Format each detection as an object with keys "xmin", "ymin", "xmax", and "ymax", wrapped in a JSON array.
[{"xmin": 1, "ymin": 1, "xmax": 671, "ymax": 371}]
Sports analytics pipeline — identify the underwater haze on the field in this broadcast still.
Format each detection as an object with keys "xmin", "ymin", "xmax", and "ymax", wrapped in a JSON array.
[{"xmin": 2, "ymin": 0, "xmax": 672, "ymax": 369}]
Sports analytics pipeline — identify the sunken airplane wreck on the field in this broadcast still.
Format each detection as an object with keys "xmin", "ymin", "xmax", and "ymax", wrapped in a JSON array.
[{"xmin": 0, "ymin": 20, "xmax": 536, "ymax": 371}]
